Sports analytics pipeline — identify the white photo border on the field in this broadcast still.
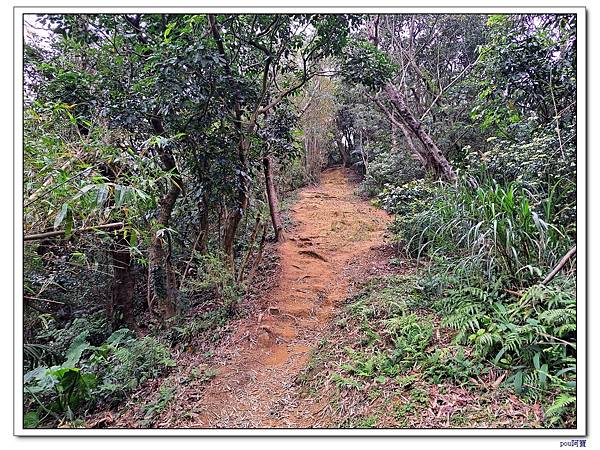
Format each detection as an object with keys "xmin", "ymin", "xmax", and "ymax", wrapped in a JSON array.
[{"xmin": 13, "ymin": 2, "xmax": 587, "ymax": 437}]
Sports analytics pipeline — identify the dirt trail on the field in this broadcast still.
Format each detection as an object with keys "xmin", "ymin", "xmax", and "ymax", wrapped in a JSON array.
[{"xmin": 172, "ymin": 167, "xmax": 390, "ymax": 428}]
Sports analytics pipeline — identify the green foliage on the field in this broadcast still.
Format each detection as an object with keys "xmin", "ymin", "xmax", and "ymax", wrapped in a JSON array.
[
  {"xmin": 473, "ymin": 15, "xmax": 575, "ymax": 134},
  {"xmin": 346, "ymin": 275, "xmax": 423, "ymax": 321},
  {"xmin": 141, "ymin": 382, "xmax": 176, "ymax": 426},
  {"xmin": 422, "ymin": 347, "xmax": 484, "ymax": 384},
  {"xmin": 359, "ymin": 147, "xmax": 425, "ymax": 197},
  {"xmin": 385, "ymin": 134, "xmax": 576, "ymax": 427},
  {"xmin": 398, "ymin": 180, "xmax": 571, "ymax": 287},
  {"xmin": 339, "ymin": 277, "xmax": 436, "ymax": 381},
  {"xmin": 378, "ymin": 179, "xmax": 437, "ymax": 217},
  {"xmin": 165, "ymin": 307, "xmax": 231, "ymax": 348},
  {"xmin": 96, "ymin": 335, "xmax": 176, "ymax": 400},
  {"xmin": 463, "ymin": 126, "xmax": 576, "ymax": 234},
  {"xmin": 180, "ymin": 251, "xmax": 243, "ymax": 311},
  {"xmin": 24, "ymin": 329, "xmax": 175, "ymax": 427},
  {"xmin": 341, "ymin": 40, "xmax": 398, "ymax": 89},
  {"xmin": 35, "ymin": 312, "xmax": 110, "ymax": 365}
]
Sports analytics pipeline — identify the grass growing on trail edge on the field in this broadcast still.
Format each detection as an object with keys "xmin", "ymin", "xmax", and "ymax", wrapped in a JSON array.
[{"xmin": 295, "ymin": 274, "xmax": 558, "ymax": 429}]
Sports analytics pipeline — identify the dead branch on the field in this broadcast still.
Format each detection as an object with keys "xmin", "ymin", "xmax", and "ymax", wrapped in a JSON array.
[{"xmin": 541, "ymin": 245, "xmax": 576, "ymax": 285}]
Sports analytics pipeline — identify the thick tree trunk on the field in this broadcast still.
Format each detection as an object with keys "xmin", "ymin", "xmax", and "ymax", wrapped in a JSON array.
[
  {"xmin": 383, "ymin": 83, "xmax": 457, "ymax": 181},
  {"xmin": 263, "ymin": 155, "xmax": 285, "ymax": 242},
  {"xmin": 109, "ymin": 234, "xmax": 135, "ymax": 329}
]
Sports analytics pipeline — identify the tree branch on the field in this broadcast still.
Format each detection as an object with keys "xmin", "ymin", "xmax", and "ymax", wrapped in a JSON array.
[
  {"xmin": 24, "ymin": 222, "xmax": 125, "ymax": 242},
  {"xmin": 542, "ymin": 246, "xmax": 576, "ymax": 285}
]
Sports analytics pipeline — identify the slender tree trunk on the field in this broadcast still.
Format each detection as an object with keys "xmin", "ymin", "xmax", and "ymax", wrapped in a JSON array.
[
  {"xmin": 223, "ymin": 138, "xmax": 250, "ymax": 270},
  {"xmin": 147, "ymin": 185, "xmax": 179, "ymax": 319},
  {"xmin": 147, "ymin": 117, "xmax": 182, "ymax": 319},
  {"xmin": 109, "ymin": 234, "xmax": 135, "ymax": 329},
  {"xmin": 263, "ymin": 155, "xmax": 285, "ymax": 242},
  {"xmin": 198, "ymin": 195, "xmax": 209, "ymax": 254},
  {"xmin": 383, "ymin": 83, "xmax": 457, "ymax": 181}
]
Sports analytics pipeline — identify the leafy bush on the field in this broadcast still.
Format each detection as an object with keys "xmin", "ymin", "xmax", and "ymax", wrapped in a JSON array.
[
  {"xmin": 24, "ymin": 329, "xmax": 175, "ymax": 427},
  {"xmin": 377, "ymin": 179, "xmax": 436, "ymax": 216},
  {"xmin": 180, "ymin": 251, "xmax": 242, "ymax": 311},
  {"xmin": 358, "ymin": 147, "xmax": 424, "ymax": 198},
  {"xmin": 35, "ymin": 311, "xmax": 110, "ymax": 366},
  {"xmin": 381, "ymin": 167, "xmax": 577, "ymax": 426},
  {"xmin": 463, "ymin": 125, "xmax": 576, "ymax": 234},
  {"xmin": 422, "ymin": 346, "xmax": 485, "ymax": 385},
  {"xmin": 94, "ymin": 335, "xmax": 176, "ymax": 402}
]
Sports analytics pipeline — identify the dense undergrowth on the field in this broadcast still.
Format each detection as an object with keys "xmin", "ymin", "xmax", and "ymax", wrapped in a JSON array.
[
  {"xmin": 298, "ymin": 273, "xmax": 573, "ymax": 428},
  {"xmin": 297, "ymin": 275, "xmax": 532, "ymax": 427},
  {"xmin": 366, "ymin": 176, "xmax": 576, "ymax": 426}
]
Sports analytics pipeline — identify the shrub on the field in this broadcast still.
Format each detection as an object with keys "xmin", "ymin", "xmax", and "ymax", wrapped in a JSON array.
[
  {"xmin": 24, "ymin": 329, "xmax": 175, "ymax": 427},
  {"xmin": 377, "ymin": 179, "xmax": 436, "ymax": 216},
  {"xmin": 180, "ymin": 251, "xmax": 242, "ymax": 311},
  {"xmin": 463, "ymin": 124, "xmax": 576, "ymax": 234}
]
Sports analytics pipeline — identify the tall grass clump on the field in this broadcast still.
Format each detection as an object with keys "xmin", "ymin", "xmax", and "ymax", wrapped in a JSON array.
[{"xmin": 400, "ymin": 179, "xmax": 571, "ymax": 287}]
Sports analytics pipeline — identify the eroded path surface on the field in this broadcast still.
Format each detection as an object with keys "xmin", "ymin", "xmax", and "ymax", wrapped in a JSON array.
[{"xmin": 168, "ymin": 167, "xmax": 390, "ymax": 428}]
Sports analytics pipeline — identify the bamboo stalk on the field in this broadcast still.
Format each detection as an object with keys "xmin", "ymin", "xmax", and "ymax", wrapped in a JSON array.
[{"xmin": 24, "ymin": 222, "xmax": 124, "ymax": 242}]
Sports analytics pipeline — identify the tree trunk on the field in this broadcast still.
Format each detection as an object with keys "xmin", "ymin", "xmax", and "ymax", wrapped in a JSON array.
[
  {"xmin": 223, "ymin": 138, "xmax": 250, "ymax": 270},
  {"xmin": 383, "ymin": 83, "xmax": 457, "ymax": 181},
  {"xmin": 198, "ymin": 195, "xmax": 209, "ymax": 254},
  {"xmin": 147, "ymin": 117, "xmax": 182, "ymax": 319},
  {"xmin": 147, "ymin": 185, "xmax": 179, "ymax": 319},
  {"xmin": 109, "ymin": 234, "xmax": 135, "ymax": 329},
  {"xmin": 263, "ymin": 155, "xmax": 285, "ymax": 242}
]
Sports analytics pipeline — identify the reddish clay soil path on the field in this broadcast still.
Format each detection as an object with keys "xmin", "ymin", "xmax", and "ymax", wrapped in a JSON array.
[{"xmin": 171, "ymin": 167, "xmax": 390, "ymax": 428}]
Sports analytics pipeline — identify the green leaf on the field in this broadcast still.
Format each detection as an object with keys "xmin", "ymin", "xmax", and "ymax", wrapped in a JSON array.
[
  {"xmin": 106, "ymin": 328, "xmax": 134, "ymax": 346},
  {"xmin": 62, "ymin": 332, "xmax": 91, "ymax": 367},
  {"xmin": 129, "ymin": 228, "xmax": 137, "ymax": 247},
  {"xmin": 115, "ymin": 185, "xmax": 127, "ymax": 208},
  {"xmin": 54, "ymin": 203, "xmax": 69, "ymax": 229},
  {"xmin": 539, "ymin": 364, "xmax": 548, "ymax": 384},
  {"xmin": 24, "ymin": 411, "xmax": 40, "ymax": 428},
  {"xmin": 533, "ymin": 352, "xmax": 541, "ymax": 370},
  {"xmin": 24, "ymin": 365, "xmax": 47, "ymax": 384},
  {"xmin": 513, "ymin": 370, "xmax": 523, "ymax": 395},
  {"xmin": 96, "ymin": 184, "xmax": 109, "ymax": 207}
]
